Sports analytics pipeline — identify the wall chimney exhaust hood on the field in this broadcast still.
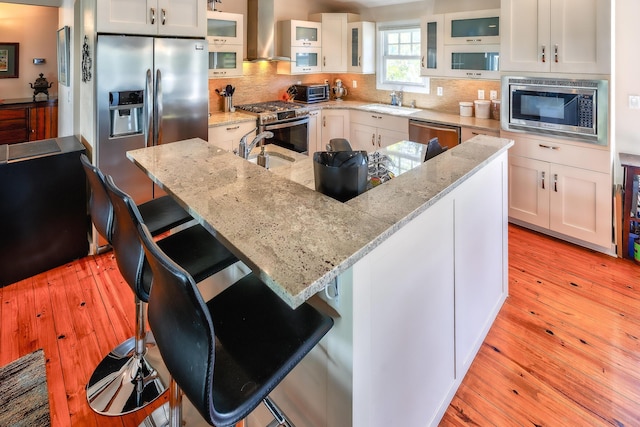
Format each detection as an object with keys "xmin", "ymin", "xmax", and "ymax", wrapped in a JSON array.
[{"xmin": 245, "ymin": 0, "xmax": 289, "ymax": 62}]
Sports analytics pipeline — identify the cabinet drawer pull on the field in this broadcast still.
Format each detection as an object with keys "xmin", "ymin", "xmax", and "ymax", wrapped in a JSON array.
[
  {"xmin": 538, "ymin": 144, "xmax": 559, "ymax": 150},
  {"xmin": 466, "ymin": 38, "xmax": 482, "ymax": 43},
  {"xmin": 226, "ymin": 126, "xmax": 240, "ymax": 131}
]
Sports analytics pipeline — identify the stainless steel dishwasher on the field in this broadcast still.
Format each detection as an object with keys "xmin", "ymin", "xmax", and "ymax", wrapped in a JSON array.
[{"xmin": 409, "ymin": 120, "xmax": 461, "ymax": 150}]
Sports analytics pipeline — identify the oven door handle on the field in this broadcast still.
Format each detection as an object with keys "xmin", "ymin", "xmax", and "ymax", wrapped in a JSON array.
[{"xmin": 263, "ymin": 117, "xmax": 309, "ymax": 131}]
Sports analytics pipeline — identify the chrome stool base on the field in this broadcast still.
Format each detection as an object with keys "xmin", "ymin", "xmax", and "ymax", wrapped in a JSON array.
[{"xmin": 86, "ymin": 333, "xmax": 167, "ymax": 416}]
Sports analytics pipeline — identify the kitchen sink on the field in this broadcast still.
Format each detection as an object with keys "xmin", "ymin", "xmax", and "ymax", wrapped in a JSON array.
[
  {"xmin": 360, "ymin": 103, "xmax": 421, "ymax": 116},
  {"xmin": 247, "ymin": 150, "xmax": 296, "ymax": 169}
]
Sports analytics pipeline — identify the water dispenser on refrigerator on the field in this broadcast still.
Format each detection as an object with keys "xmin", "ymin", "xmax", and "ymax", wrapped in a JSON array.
[{"xmin": 109, "ymin": 90, "xmax": 144, "ymax": 137}]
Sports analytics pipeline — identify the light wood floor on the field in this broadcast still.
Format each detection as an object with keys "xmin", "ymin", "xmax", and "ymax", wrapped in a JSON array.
[{"xmin": 1, "ymin": 225, "xmax": 639, "ymax": 426}]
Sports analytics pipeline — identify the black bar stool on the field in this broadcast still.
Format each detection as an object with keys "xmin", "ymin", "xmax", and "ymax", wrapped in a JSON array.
[
  {"xmin": 80, "ymin": 153, "xmax": 193, "ymax": 243},
  {"xmin": 137, "ymin": 220, "xmax": 334, "ymax": 427},
  {"xmin": 84, "ymin": 169, "xmax": 238, "ymax": 415}
]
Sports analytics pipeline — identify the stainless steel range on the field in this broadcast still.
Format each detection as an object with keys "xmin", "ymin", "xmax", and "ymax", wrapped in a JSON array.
[{"xmin": 235, "ymin": 101, "xmax": 310, "ymax": 154}]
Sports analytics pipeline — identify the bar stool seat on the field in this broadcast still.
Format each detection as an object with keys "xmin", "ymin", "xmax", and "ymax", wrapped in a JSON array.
[
  {"xmin": 84, "ymin": 171, "xmax": 238, "ymax": 416},
  {"xmin": 138, "ymin": 221, "xmax": 334, "ymax": 427},
  {"xmin": 80, "ymin": 153, "xmax": 192, "ymax": 242}
]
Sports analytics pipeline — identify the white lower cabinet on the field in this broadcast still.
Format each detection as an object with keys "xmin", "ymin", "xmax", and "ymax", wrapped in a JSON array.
[
  {"xmin": 350, "ymin": 111, "xmax": 408, "ymax": 152},
  {"xmin": 505, "ymin": 131, "xmax": 612, "ymax": 249},
  {"xmin": 320, "ymin": 109, "xmax": 350, "ymax": 150},
  {"xmin": 461, "ymin": 126, "xmax": 499, "ymax": 143},
  {"xmin": 208, "ymin": 121, "xmax": 256, "ymax": 152},
  {"xmin": 307, "ymin": 110, "xmax": 322, "ymax": 153}
]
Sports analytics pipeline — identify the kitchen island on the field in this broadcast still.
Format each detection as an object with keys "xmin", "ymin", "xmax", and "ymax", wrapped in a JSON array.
[{"xmin": 127, "ymin": 135, "xmax": 513, "ymax": 426}]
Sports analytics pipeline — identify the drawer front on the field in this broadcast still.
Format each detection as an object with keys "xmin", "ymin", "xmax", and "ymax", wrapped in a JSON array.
[
  {"xmin": 0, "ymin": 108, "xmax": 28, "ymax": 121},
  {"xmin": 502, "ymin": 130, "xmax": 610, "ymax": 173},
  {"xmin": 351, "ymin": 110, "xmax": 408, "ymax": 131}
]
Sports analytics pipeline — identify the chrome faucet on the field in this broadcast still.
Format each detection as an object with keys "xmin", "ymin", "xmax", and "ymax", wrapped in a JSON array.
[{"xmin": 238, "ymin": 130, "xmax": 274, "ymax": 159}]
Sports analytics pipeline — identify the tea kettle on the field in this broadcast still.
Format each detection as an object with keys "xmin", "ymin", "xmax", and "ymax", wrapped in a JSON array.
[{"xmin": 332, "ymin": 79, "xmax": 348, "ymax": 101}]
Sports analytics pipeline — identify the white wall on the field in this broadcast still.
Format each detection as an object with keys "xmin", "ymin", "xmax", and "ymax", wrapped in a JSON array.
[
  {"xmin": 0, "ymin": 3, "xmax": 58, "ymax": 99},
  {"xmin": 614, "ymin": 0, "xmax": 640, "ymax": 178},
  {"xmin": 57, "ymin": 0, "xmax": 74, "ymax": 137}
]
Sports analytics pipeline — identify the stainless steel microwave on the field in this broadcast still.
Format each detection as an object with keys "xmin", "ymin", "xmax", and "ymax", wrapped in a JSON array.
[
  {"xmin": 501, "ymin": 76, "xmax": 608, "ymax": 145},
  {"xmin": 292, "ymin": 83, "xmax": 330, "ymax": 103}
]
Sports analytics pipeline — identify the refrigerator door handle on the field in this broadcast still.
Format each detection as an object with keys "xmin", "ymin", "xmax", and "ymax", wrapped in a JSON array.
[
  {"xmin": 145, "ymin": 69, "xmax": 153, "ymax": 148},
  {"xmin": 156, "ymin": 69, "xmax": 163, "ymax": 145}
]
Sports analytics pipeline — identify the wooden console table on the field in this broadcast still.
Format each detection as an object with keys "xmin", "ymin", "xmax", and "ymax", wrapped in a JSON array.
[
  {"xmin": 0, "ymin": 98, "xmax": 58, "ymax": 144},
  {"xmin": 620, "ymin": 153, "xmax": 640, "ymax": 260}
]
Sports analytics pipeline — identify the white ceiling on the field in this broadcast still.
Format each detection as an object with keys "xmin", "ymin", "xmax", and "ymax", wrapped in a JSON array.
[{"xmin": 323, "ymin": 0, "xmax": 424, "ymax": 8}]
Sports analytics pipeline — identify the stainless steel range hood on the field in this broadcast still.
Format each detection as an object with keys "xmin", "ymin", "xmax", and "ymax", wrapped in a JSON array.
[{"xmin": 246, "ymin": 0, "xmax": 290, "ymax": 62}]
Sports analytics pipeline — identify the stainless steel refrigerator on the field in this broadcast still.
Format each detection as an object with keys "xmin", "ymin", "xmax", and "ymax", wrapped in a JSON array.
[{"xmin": 96, "ymin": 34, "xmax": 208, "ymax": 205}]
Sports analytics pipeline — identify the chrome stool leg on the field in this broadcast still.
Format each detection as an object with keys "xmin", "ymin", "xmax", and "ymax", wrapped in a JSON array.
[
  {"xmin": 264, "ymin": 397, "xmax": 296, "ymax": 427},
  {"xmin": 87, "ymin": 297, "xmax": 167, "ymax": 415}
]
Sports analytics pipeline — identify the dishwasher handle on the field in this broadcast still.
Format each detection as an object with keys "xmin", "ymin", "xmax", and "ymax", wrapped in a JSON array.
[{"xmin": 409, "ymin": 120, "xmax": 460, "ymax": 134}]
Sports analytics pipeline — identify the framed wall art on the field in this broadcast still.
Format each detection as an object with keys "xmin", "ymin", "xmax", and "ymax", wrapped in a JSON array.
[
  {"xmin": 0, "ymin": 43, "xmax": 19, "ymax": 79},
  {"xmin": 57, "ymin": 26, "xmax": 70, "ymax": 86}
]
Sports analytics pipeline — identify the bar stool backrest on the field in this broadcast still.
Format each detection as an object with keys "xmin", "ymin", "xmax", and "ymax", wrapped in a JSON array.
[{"xmin": 80, "ymin": 154, "xmax": 113, "ymax": 243}]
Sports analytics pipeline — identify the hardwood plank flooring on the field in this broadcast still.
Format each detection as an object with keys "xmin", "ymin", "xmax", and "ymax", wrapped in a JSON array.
[{"xmin": 1, "ymin": 224, "xmax": 639, "ymax": 426}]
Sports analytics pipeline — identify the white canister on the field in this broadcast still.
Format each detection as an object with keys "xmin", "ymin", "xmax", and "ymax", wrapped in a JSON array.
[
  {"xmin": 459, "ymin": 102, "xmax": 473, "ymax": 117},
  {"xmin": 474, "ymin": 100, "xmax": 491, "ymax": 119}
]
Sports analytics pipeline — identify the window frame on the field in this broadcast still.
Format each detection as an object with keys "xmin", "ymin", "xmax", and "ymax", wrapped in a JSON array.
[{"xmin": 376, "ymin": 20, "xmax": 430, "ymax": 95}]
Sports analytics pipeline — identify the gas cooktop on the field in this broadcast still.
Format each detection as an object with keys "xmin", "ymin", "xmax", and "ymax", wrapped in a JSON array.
[
  {"xmin": 235, "ymin": 101, "xmax": 309, "ymax": 124},
  {"xmin": 235, "ymin": 101, "xmax": 307, "ymax": 114}
]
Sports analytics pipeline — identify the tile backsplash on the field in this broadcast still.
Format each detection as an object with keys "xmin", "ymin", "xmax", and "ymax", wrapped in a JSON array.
[{"xmin": 209, "ymin": 62, "xmax": 500, "ymax": 116}]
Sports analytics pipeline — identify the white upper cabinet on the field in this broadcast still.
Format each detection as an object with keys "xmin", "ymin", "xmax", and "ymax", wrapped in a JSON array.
[
  {"xmin": 420, "ymin": 15, "xmax": 444, "ymax": 76},
  {"xmin": 280, "ymin": 20, "xmax": 322, "ymax": 48},
  {"xmin": 444, "ymin": 9, "xmax": 500, "ymax": 45},
  {"xmin": 310, "ymin": 13, "xmax": 360, "ymax": 73},
  {"xmin": 207, "ymin": 11, "xmax": 243, "ymax": 78},
  {"xmin": 501, "ymin": 0, "xmax": 611, "ymax": 74},
  {"xmin": 97, "ymin": 0, "xmax": 207, "ymax": 37},
  {"xmin": 347, "ymin": 22, "xmax": 375, "ymax": 74},
  {"xmin": 278, "ymin": 20, "xmax": 322, "ymax": 75},
  {"xmin": 207, "ymin": 11, "xmax": 243, "ymax": 45}
]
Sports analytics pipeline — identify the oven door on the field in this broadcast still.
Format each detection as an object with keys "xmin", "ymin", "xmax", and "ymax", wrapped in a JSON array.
[{"xmin": 262, "ymin": 117, "xmax": 309, "ymax": 154}]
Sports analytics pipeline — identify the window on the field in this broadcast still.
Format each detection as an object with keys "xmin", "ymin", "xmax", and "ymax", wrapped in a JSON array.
[{"xmin": 377, "ymin": 22, "xmax": 429, "ymax": 94}]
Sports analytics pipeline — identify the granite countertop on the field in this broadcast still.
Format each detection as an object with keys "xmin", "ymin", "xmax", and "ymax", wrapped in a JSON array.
[
  {"xmin": 127, "ymin": 135, "xmax": 512, "ymax": 308},
  {"xmin": 208, "ymin": 100, "xmax": 501, "ymax": 133},
  {"xmin": 208, "ymin": 111, "xmax": 256, "ymax": 127}
]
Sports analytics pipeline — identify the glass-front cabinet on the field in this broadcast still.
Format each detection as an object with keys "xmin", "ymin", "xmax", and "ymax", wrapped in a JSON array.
[
  {"xmin": 278, "ymin": 20, "xmax": 322, "ymax": 74},
  {"xmin": 208, "ymin": 45, "xmax": 243, "ymax": 77},
  {"xmin": 444, "ymin": 9, "xmax": 500, "ymax": 45},
  {"xmin": 347, "ymin": 21, "xmax": 375, "ymax": 74},
  {"xmin": 420, "ymin": 15, "xmax": 444, "ymax": 76},
  {"xmin": 445, "ymin": 44, "xmax": 500, "ymax": 79},
  {"xmin": 280, "ymin": 20, "xmax": 322, "ymax": 48},
  {"xmin": 207, "ymin": 11, "xmax": 243, "ymax": 44},
  {"xmin": 207, "ymin": 11, "xmax": 243, "ymax": 78}
]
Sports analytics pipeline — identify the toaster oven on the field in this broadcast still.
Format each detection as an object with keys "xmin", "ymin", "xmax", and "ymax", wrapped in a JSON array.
[{"xmin": 292, "ymin": 83, "xmax": 330, "ymax": 103}]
